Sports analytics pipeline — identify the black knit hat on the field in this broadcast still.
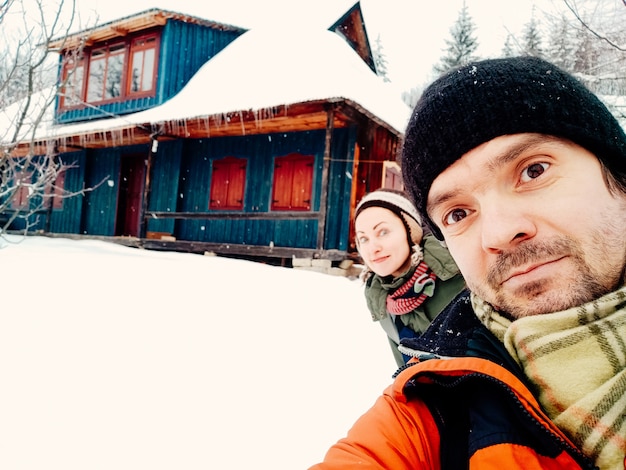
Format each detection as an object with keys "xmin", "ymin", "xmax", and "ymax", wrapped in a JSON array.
[{"xmin": 402, "ymin": 56, "xmax": 626, "ymax": 239}]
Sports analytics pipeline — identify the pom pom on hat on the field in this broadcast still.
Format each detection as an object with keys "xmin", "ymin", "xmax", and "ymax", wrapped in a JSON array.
[{"xmin": 401, "ymin": 56, "xmax": 626, "ymax": 239}]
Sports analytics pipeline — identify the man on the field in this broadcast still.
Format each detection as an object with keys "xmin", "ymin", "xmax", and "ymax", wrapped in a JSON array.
[{"xmin": 310, "ymin": 56, "xmax": 626, "ymax": 469}]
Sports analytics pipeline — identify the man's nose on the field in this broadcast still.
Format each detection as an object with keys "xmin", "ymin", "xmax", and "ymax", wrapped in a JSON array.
[{"xmin": 480, "ymin": 198, "xmax": 536, "ymax": 254}]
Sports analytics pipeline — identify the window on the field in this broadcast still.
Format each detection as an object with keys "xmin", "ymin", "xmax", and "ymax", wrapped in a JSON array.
[
  {"xmin": 60, "ymin": 55, "xmax": 85, "ymax": 108},
  {"xmin": 60, "ymin": 32, "xmax": 159, "ymax": 109},
  {"xmin": 86, "ymin": 42, "xmax": 126, "ymax": 103},
  {"xmin": 271, "ymin": 153, "xmax": 314, "ymax": 211},
  {"xmin": 128, "ymin": 36, "xmax": 157, "ymax": 96},
  {"xmin": 209, "ymin": 156, "xmax": 247, "ymax": 210},
  {"xmin": 383, "ymin": 161, "xmax": 403, "ymax": 190},
  {"xmin": 10, "ymin": 169, "xmax": 66, "ymax": 211}
]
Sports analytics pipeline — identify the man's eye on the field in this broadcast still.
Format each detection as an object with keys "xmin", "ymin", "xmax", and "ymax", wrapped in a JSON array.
[
  {"xmin": 521, "ymin": 162, "xmax": 549, "ymax": 182},
  {"xmin": 444, "ymin": 208, "xmax": 469, "ymax": 225}
]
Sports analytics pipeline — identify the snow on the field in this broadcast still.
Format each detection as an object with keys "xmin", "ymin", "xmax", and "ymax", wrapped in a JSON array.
[
  {"xmin": 1, "ymin": 27, "xmax": 411, "ymax": 146},
  {"xmin": 0, "ymin": 235, "xmax": 397, "ymax": 469}
]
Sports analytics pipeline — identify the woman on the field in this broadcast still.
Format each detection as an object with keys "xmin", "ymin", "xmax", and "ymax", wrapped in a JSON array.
[{"xmin": 354, "ymin": 188, "xmax": 466, "ymax": 367}]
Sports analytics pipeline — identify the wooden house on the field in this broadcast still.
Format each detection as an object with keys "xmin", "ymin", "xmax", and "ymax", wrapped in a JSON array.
[{"xmin": 5, "ymin": 2, "xmax": 410, "ymax": 266}]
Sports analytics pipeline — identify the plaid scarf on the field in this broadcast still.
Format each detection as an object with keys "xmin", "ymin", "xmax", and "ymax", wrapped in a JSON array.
[
  {"xmin": 386, "ymin": 261, "xmax": 436, "ymax": 315},
  {"xmin": 473, "ymin": 286, "xmax": 626, "ymax": 470}
]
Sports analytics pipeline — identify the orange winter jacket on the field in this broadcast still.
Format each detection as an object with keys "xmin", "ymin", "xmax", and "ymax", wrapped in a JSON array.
[{"xmin": 310, "ymin": 292, "xmax": 598, "ymax": 470}]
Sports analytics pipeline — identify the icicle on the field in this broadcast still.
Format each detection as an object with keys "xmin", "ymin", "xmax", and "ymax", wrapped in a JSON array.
[{"xmin": 239, "ymin": 111, "xmax": 245, "ymax": 135}]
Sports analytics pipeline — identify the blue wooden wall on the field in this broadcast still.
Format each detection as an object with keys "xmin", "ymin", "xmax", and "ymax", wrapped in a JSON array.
[
  {"xmin": 159, "ymin": 21, "xmax": 243, "ymax": 102},
  {"xmin": 17, "ymin": 127, "xmax": 357, "ymax": 253},
  {"xmin": 81, "ymin": 148, "xmax": 121, "ymax": 235},
  {"xmin": 145, "ymin": 127, "xmax": 357, "ymax": 250},
  {"xmin": 48, "ymin": 151, "xmax": 87, "ymax": 233}
]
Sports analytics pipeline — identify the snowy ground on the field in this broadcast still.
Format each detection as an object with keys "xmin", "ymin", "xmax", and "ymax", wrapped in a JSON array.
[{"xmin": 0, "ymin": 235, "xmax": 396, "ymax": 469}]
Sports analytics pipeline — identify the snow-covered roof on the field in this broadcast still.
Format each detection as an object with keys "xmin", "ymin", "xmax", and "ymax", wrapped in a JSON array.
[{"xmin": 2, "ymin": 26, "xmax": 411, "ymax": 151}]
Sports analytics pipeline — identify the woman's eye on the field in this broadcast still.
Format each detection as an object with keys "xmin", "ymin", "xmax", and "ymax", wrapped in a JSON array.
[
  {"xmin": 357, "ymin": 236, "xmax": 368, "ymax": 244},
  {"xmin": 444, "ymin": 208, "xmax": 469, "ymax": 225},
  {"xmin": 521, "ymin": 162, "xmax": 549, "ymax": 182}
]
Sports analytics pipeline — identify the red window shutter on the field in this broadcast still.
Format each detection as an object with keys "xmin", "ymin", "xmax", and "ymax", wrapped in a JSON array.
[
  {"xmin": 209, "ymin": 157, "xmax": 246, "ymax": 210},
  {"xmin": 11, "ymin": 171, "xmax": 32, "ymax": 209},
  {"xmin": 291, "ymin": 157, "xmax": 313, "ymax": 210},
  {"xmin": 271, "ymin": 153, "xmax": 313, "ymax": 211},
  {"xmin": 44, "ymin": 169, "xmax": 66, "ymax": 210},
  {"xmin": 271, "ymin": 159, "xmax": 292, "ymax": 210},
  {"xmin": 226, "ymin": 160, "xmax": 246, "ymax": 208}
]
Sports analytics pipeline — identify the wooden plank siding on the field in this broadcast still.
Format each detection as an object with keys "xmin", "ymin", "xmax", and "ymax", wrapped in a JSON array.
[
  {"xmin": 47, "ymin": 151, "xmax": 88, "ymax": 233},
  {"xmin": 81, "ymin": 147, "xmax": 122, "ymax": 235},
  {"xmin": 158, "ymin": 21, "xmax": 243, "ymax": 102}
]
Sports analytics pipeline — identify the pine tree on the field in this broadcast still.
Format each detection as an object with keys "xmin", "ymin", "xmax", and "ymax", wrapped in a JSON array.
[
  {"xmin": 545, "ymin": 14, "xmax": 575, "ymax": 69},
  {"xmin": 373, "ymin": 34, "xmax": 390, "ymax": 83},
  {"xmin": 401, "ymin": 86, "xmax": 423, "ymax": 109},
  {"xmin": 433, "ymin": 1, "xmax": 479, "ymax": 75},
  {"xmin": 521, "ymin": 10, "xmax": 543, "ymax": 57},
  {"xmin": 501, "ymin": 33, "xmax": 518, "ymax": 58}
]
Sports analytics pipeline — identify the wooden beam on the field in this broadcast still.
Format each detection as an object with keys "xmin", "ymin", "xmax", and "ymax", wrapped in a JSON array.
[
  {"xmin": 48, "ymin": 10, "xmax": 245, "ymax": 52},
  {"xmin": 8, "ymin": 99, "xmax": 400, "ymax": 157},
  {"xmin": 317, "ymin": 104, "xmax": 334, "ymax": 250},
  {"xmin": 29, "ymin": 231, "xmax": 350, "ymax": 261}
]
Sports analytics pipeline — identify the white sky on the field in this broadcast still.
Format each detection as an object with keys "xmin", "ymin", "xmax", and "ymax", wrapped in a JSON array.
[
  {"xmin": 0, "ymin": 235, "xmax": 396, "ymax": 469},
  {"xmin": 67, "ymin": 0, "xmax": 562, "ymax": 92}
]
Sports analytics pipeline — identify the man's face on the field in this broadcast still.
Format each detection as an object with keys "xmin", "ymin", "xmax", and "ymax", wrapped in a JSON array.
[{"xmin": 427, "ymin": 133, "xmax": 626, "ymax": 318}]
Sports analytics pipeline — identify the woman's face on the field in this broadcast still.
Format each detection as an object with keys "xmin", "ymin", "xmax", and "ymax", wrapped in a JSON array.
[{"xmin": 355, "ymin": 206, "xmax": 411, "ymax": 277}]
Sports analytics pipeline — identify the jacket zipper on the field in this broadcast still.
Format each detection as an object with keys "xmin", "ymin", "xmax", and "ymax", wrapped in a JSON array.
[{"xmin": 402, "ymin": 366, "xmax": 598, "ymax": 469}]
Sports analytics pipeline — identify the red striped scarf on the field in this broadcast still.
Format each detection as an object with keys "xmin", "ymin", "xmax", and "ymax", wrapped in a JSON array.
[{"xmin": 386, "ymin": 261, "xmax": 436, "ymax": 315}]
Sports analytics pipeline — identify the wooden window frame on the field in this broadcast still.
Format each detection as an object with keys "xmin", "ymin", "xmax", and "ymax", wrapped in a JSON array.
[
  {"xmin": 59, "ymin": 54, "xmax": 85, "ymax": 109},
  {"xmin": 127, "ymin": 35, "xmax": 159, "ymax": 98},
  {"xmin": 85, "ymin": 41, "xmax": 127, "ymax": 104},
  {"xmin": 59, "ymin": 31, "xmax": 160, "ymax": 110}
]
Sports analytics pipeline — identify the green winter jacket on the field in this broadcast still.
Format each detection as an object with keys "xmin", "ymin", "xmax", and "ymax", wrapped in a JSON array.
[{"xmin": 363, "ymin": 235, "xmax": 466, "ymax": 367}]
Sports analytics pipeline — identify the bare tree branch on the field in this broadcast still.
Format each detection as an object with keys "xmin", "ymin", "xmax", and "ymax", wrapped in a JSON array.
[
  {"xmin": 0, "ymin": 0, "xmax": 88, "ymax": 237},
  {"xmin": 563, "ymin": 0, "xmax": 626, "ymax": 51}
]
